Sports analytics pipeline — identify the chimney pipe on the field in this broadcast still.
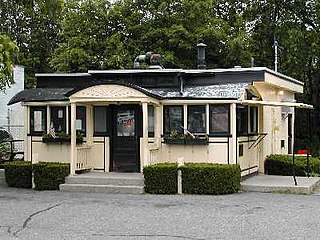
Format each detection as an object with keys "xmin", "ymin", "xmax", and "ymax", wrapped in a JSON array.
[{"xmin": 197, "ymin": 43, "xmax": 206, "ymax": 69}]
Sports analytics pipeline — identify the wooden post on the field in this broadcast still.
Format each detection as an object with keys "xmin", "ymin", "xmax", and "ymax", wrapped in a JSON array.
[
  {"xmin": 142, "ymin": 102, "xmax": 149, "ymax": 168},
  {"xmin": 70, "ymin": 103, "xmax": 77, "ymax": 175},
  {"xmin": 230, "ymin": 103, "xmax": 237, "ymax": 164}
]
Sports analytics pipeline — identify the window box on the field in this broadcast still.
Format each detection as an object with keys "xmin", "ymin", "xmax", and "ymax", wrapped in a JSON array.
[
  {"xmin": 185, "ymin": 137, "xmax": 208, "ymax": 145},
  {"xmin": 42, "ymin": 134, "xmax": 83, "ymax": 144},
  {"xmin": 164, "ymin": 137, "xmax": 185, "ymax": 145}
]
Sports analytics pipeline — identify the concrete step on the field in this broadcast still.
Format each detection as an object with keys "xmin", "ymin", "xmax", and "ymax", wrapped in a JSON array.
[
  {"xmin": 59, "ymin": 183, "xmax": 144, "ymax": 194},
  {"xmin": 60, "ymin": 172, "xmax": 145, "ymax": 194},
  {"xmin": 65, "ymin": 173, "xmax": 144, "ymax": 186}
]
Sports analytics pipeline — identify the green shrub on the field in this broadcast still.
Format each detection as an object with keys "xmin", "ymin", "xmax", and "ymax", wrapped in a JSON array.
[
  {"xmin": 143, "ymin": 163, "xmax": 178, "ymax": 194},
  {"xmin": 180, "ymin": 163, "xmax": 241, "ymax": 195},
  {"xmin": 4, "ymin": 161, "xmax": 32, "ymax": 188},
  {"xmin": 265, "ymin": 154, "xmax": 320, "ymax": 176},
  {"xmin": 33, "ymin": 162, "xmax": 70, "ymax": 190}
]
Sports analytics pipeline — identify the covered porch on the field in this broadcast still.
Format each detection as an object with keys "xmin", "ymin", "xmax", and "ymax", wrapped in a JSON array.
[{"xmin": 68, "ymin": 83, "xmax": 162, "ymax": 175}]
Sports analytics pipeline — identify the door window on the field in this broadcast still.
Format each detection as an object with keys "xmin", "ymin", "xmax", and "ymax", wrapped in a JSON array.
[{"xmin": 116, "ymin": 110, "xmax": 135, "ymax": 136}]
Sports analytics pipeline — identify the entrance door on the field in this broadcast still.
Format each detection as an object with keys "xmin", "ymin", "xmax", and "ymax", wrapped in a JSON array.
[{"xmin": 110, "ymin": 105, "xmax": 142, "ymax": 172}]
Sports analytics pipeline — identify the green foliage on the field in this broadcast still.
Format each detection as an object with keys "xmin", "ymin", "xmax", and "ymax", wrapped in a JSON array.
[
  {"xmin": 143, "ymin": 162, "xmax": 241, "ymax": 195},
  {"xmin": 0, "ymin": 0, "xmax": 64, "ymax": 88},
  {"xmin": 265, "ymin": 154, "xmax": 320, "ymax": 176},
  {"xmin": 0, "ymin": 35, "xmax": 18, "ymax": 90},
  {"xmin": 143, "ymin": 163, "xmax": 178, "ymax": 194},
  {"xmin": 0, "ymin": 142, "xmax": 11, "ymax": 163},
  {"xmin": 51, "ymin": 0, "xmax": 252, "ymax": 72},
  {"xmin": 4, "ymin": 161, "xmax": 32, "ymax": 188},
  {"xmin": 33, "ymin": 162, "xmax": 69, "ymax": 190},
  {"xmin": 180, "ymin": 163, "xmax": 241, "ymax": 195}
]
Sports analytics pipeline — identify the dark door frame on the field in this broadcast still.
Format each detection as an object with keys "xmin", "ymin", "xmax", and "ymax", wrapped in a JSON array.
[{"xmin": 109, "ymin": 104, "xmax": 142, "ymax": 172}]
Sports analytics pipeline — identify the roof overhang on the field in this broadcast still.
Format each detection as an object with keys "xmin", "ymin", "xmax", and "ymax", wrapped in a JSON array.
[{"xmin": 240, "ymin": 100, "xmax": 313, "ymax": 109}]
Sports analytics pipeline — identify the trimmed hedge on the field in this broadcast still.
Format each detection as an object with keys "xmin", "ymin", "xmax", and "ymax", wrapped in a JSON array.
[
  {"xmin": 33, "ymin": 162, "xmax": 70, "ymax": 190},
  {"xmin": 181, "ymin": 163, "xmax": 241, "ymax": 195},
  {"xmin": 265, "ymin": 154, "xmax": 320, "ymax": 176},
  {"xmin": 143, "ymin": 163, "xmax": 178, "ymax": 194},
  {"xmin": 143, "ymin": 162, "xmax": 241, "ymax": 195},
  {"xmin": 4, "ymin": 161, "xmax": 32, "ymax": 188}
]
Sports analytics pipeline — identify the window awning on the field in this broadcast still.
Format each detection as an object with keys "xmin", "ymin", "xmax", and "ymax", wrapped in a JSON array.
[{"xmin": 239, "ymin": 100, "xmax": 313, "ymax": 109}]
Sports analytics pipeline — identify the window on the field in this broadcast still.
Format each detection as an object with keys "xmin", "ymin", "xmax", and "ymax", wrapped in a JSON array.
[
  {"xmin": 237, "ymin": 105, "xmax": 248, "ymax": 135},
  {"xmin": 30, "ymin": 106, "xmax": 47, "ymax": 135},
  {"xmin": 164, "ymin": 105, "xmax": 183, "ymax": 134},
  {"xmin": 239, "ymin": 144, "xmax": 244, "ymax": 157},
  {"xmin": 116, "ymin": 109, "xmax": 135, "ymax": 136},
  {"xmin": 148, "ymin": 105, "xmax": 155, "ymax": 137},
  {"xmin": 249, "ymin": 106, "xmax": 258, "ymax": 133},
  {"xmin": 94, "ymin": 106, "xmax": 108, "ymax": 135},
  {"xmin": 209, "ymin": 105, "xmax": 230, "ymax": 135},
  {"xmin": 50, "ymin": 107, "xmax": 66, "ymax": 133},
  {"xmin": 76, "ymin": 106, "xmax": 86, "ymax": 134},
  {"xmin": 188, "ymin": 105, "xmax": 206, "ymax": 133}
]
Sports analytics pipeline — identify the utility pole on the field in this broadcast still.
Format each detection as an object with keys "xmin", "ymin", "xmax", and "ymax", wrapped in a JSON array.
[
  {"xmin": 274, "ymin": 40, "xmax": 279, "ymax": 72},
  {"xmin": 273, "ymin": 39, "xmax": 283, "ymax": 72}
]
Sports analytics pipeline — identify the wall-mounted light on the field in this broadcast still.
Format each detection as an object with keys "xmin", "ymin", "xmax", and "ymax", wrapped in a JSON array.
[{"xmin": 278, "ymin": 90, "xmax": 284, "ymax": 96}]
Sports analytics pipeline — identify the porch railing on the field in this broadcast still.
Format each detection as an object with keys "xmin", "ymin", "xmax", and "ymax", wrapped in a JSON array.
[{"xmin": 76, "ymin": 145, "xmax": 92, "ymax": 171}]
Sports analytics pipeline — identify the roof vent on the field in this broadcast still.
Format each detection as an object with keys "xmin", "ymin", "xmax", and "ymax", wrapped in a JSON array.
[{"xmin": 197, "ymin": 43, "xmax": 206, "ymax": 69}]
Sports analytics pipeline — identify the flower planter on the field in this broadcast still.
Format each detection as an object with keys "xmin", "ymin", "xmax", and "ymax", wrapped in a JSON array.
[
  {"xmin": 42, "ymin": 137, "xmax": 83, "ymax": 144},
  {"xmin": 164, "ymin": 138, "xmax": 185, "ymax": 145},
  {"xmin": 185, "ymin": 138, "xmax": 208, "ymax": 145}
]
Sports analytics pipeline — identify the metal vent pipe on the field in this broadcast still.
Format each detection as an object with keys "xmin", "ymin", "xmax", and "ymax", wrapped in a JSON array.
[{"xmin": 197, "ymin": 43, "xmax": 207, "ymax": 69}]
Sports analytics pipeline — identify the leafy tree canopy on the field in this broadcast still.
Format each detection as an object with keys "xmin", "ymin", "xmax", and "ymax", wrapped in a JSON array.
[{"xmin": 0, "ymin": 34, "xmax": 18, "ymax": 90}]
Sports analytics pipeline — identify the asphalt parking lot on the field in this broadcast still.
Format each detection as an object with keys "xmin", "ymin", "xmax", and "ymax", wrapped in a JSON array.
[{"xmin": 0, "ymin": 187, "xmax": 320, "ymax": 240}]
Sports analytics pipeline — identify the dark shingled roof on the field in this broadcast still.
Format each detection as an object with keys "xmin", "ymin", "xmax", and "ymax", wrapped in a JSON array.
[
  {"xmin": 8, "ymin": 82, "xmax": 249, "ymax": 105},
  {"xmin": 8, "ymin": 88, "xmax": 73, "ymax": 105},
  {"xmin": 146, "ymin": 83, "xmax": 249, "ymax": 99}
]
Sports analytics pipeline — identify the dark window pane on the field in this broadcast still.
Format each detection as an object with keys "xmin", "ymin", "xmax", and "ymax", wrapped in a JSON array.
[
  {"xmin": 249, "ymin": 106, "xmax": 258, "ymax": 133},
  {"xmin": 148, "ymin": 105, "xmax": 154, "ymax": 137},
  {"xmin": 164, "ymin": 105, "xmax": 183, "ymax": 134},
  {"xmin": 76, "ymin": 106, "xmax": 86, "ymax": 135},
  {"xmin": 50, "ymin": 107, "xmax": 66, "ymax": 133},
  {"xmin": 188, "ymin": 105, "xmax": 206, "ymax": 133},
  {"xmin": 237, "ymin": 105, "xmax": 248, "ymax": 135},
  {"xmin": 94, "ymin": 106, "xmax": 108, "ymax": 134},
  {"xmin": 210, "ymin": 105, "xmax": 230, "ymax": 134},
  {"xmin": 30, "ymin": 106, "xmax": 47, "ymax": 135},
  {"xmin": 116, "ymin": 109, "xmax": 135, "ymax": 136}
]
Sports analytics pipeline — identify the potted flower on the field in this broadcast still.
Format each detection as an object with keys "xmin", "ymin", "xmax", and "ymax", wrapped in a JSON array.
[
  {"xmin": 42, "ymin": 131, "xmax": 83, "ymax": 144},
  {"xmin": 164, "ymin": 130, "xmax": 185, "ymax": 144}
]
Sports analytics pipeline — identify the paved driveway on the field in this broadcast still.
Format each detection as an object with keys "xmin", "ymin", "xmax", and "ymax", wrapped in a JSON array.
[{"xmin": 0, "ymin": 187, "xmax": 320, "ymax": 240}]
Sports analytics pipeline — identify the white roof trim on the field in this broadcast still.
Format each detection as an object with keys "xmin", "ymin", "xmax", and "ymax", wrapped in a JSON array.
[
  {"xmin": 88, "ymin": 69, "xmax": 183, "ymax": 74},
  {"xmin": 240, "ymin": 100, "xmax": 313, "ymax": 109},
  {"xmin": 35, "ymin": 73, "xmax": 91, "ymax": 77}
]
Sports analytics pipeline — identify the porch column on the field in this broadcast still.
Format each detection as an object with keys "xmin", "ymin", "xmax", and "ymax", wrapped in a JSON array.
[
  {"xmin": 154, "ymin": 105, "xmax": 161, "ymax": 145},
  {"xmin": 70, "ymin": 102, "xmax": 77, "ymax": 175},
  {"xmin": 142, "ymin": 102, "xmax": 148, "ymax": 138},
  {"xmin": 141, "ymin": 102, "xmax": 149, "ymax": 169},
  {"xmin": 230, "ymin": 103, "xmax": 237, "ymax": 164}
]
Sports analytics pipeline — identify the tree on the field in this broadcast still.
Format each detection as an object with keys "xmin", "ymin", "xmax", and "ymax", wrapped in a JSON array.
[
  {"xmin": 51, "ymin": 0, "xmax": 253, "ymax": 71},
  {"xmin": 0, "ymin": 34, "xmax": 18, "ymax": 90},
  {"xmin": 0, "ymin": 0, "xmax": 64, "ymax": 87}
]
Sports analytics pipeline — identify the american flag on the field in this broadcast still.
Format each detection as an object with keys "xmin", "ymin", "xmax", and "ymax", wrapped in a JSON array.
[{"xmin": 49, "ymin": 127, "xmax": 56, "ymax": 138}]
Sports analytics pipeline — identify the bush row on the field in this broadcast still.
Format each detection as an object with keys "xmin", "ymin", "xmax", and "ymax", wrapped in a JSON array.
[
  {"xmin": 265, "ymin": 154, "xmax": 320, "ymax": 176},
  {"xmin": 4, "ymin": 161, "xmax": 69, "ymax": 190},
  {"xmin": 143, "ymin": 163, "xmax": 241, "ymax": 195}
]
